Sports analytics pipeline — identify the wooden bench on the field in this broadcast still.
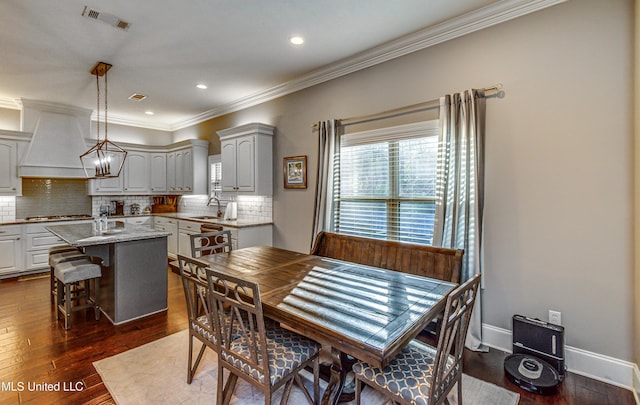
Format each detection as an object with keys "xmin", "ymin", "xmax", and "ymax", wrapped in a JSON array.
[{"xmin": 310, "ymin": 231, "xmax": 463, "ymax": 284}]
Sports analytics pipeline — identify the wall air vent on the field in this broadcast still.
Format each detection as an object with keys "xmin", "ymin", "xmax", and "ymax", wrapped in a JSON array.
[
  {"xmin": 82, "ymin": 6, "xmax": 130, "ymax": 31},
  {"xmin": 128, "ymin": 93, "xmax": 147, "ymax": 101}
]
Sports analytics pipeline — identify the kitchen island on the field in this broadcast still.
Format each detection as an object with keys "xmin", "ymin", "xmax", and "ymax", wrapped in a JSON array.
[{"xmin": 47, "ymin": 222, "xmax": 171, "ymax": 325}]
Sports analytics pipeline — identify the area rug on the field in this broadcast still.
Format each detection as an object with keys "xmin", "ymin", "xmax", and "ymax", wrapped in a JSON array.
[{"xmin": 94, "ymin": 330, "xmax": 520, "ymax": 405}]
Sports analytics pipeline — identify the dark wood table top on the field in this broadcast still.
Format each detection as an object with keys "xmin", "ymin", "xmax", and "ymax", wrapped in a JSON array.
[{"xmin": 196, "ymin": 245, "xmax": 457, "ymax": 368}]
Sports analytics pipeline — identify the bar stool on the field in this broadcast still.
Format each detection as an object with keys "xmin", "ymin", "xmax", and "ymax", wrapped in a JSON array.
[
  {"xmin": 54, "ymin": 256, "xmax": 102, "ymax": 330},
  {"xmin": 49, "ymin": 248, "xmax": 87, "ymax": 304}
]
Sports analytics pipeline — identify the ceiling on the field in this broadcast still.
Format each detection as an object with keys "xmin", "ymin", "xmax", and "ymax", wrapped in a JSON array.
[{"xmin": 0, "ymin": 0, "xmax": 562, "ymax": 132}]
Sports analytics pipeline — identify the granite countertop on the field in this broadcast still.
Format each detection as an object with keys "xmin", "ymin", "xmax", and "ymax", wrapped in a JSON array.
[
  {"xmin": 153, "ymin": 212, "xmax": 273, "ymax": 228},
  {"xmin": 0, "ymin": 214, "xmax": 152, "ymax": 226},
  {"xmin": 46, "ymin": 222, "xmax": 171, "ymax": 247},
  {"xmin": 1, "ymin": 213, "xmax": 273, "ymax": 228}
]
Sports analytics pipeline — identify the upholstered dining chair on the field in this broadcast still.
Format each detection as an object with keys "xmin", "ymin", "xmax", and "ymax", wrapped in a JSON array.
[
  {"xmin": 178, "ymin": 254, "xmax": 218, "ymax": 384},
  {"xmin": 352, "ymin": 273, "xmax": 481, "ymax": 405},
  {"xmin": 205, "ymin": 268, "xmax": 321, "ymax": 405},
  {"xmin": 190, "ymin": 230, "xmax": 233, "ymax": 258}
]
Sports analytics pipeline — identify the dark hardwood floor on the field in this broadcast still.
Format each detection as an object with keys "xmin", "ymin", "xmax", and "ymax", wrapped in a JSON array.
[{"xmin": 0, "ymin": 269, "xmax": 635, "ymax": 404}]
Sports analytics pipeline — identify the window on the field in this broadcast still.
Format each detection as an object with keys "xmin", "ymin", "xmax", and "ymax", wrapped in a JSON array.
[{"xmin": 333, "ymin": 121, "xmax": 439, "ymax": 245}]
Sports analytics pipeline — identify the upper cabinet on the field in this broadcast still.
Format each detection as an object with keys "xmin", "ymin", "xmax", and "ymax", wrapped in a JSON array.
[
  {"xmin": 0, "ymin": 141, "xmax": 19, "ymax": 195},
  {"xmin": 88, "ymin": 139, "xmax": 209, "ymax": 196},
  {"xmin": 123, "ymin": 151, "xmax": 150, "ymax": 194},
  {"xmin": 0, "ymin": 132, "xmax": 30, "ymax": 196},
  {"xmin": 166, "ymin": 142, "xmax": 208, "ymax": 195},
  {"xmin": 218, "ymin": 123, "xmax": 274, "ymax": 196},
  {"xmin": 150, "ymin": 153, "xmax": 167, "ymax": 193}
]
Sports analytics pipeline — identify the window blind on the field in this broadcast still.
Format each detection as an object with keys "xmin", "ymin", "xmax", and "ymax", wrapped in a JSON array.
[{"xmin": 334, "ymin": 121, "xmax": 439, "ymax": 245}]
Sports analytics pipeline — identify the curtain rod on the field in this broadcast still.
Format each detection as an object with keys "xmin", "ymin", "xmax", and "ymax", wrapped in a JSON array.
[{"xmin": 313, "ymin": 84, "xmax": 503, "ymax": 129}]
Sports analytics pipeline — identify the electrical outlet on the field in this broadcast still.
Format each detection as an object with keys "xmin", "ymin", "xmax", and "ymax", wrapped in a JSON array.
[{"xmin": 549, "ymin": 310, "xmax": 561, "ymax": 325}]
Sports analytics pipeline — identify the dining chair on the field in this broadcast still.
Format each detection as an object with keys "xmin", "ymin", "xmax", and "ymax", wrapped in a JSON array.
[
  {"xmin": 190, "ymin": 230, "xmax": 233, "ymax": 258},
  {"xmin": 205, "ymin": 268, "xmax": 321, "ymax": 405},
  {"xmin": 352, "ymin": 273, "xmax": 481, "ymax": 405},
  {"xmin": 178, "ymin": 254, "xmax": 219, "ymax": 384}
]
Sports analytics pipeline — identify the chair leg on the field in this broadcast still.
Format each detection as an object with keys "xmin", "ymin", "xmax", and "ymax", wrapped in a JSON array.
[
  {"xmin": 64, "ymin": 283, "xmax": 71, "ymax": 330},
  {"xmin": 457, "ymin": 376, "xmax": 463, "ymax": 405},
  {"xmin": 93, "ymin": 278, "xmax": 101, "ymax": 320},
  {"xmin": 221, "ymin": 372, "xmax": 238, "ymax": 405},
  {"xmin": 50, "ymin": 267, "xmax": 56, "ymax": 304},
  {"xmin": 355, "ymin": 377, "xmax": 361, "ymax": 405},
  {"xmin": 188, "ymin": 338, "xmax": 207, "ymax": 384},
  {"xmin": 56, "ymin": 279, "xmax": 63, "ymax": 320},
  {"xmin": 313, "ymin": 358, "xmax": 319, "ymax": 405}
]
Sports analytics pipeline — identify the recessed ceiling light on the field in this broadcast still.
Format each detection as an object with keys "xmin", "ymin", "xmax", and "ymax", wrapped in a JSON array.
[
  {"xmin": 196, "ymin": 84, "xmax": 208, "ymax": 90},
  {"xmin": 289, "ymin": 35, "xmax": 304, "ymax": 45},
  {"xmin": 145, "ymin": 111, "xmax": 154, "ymax": 115}
]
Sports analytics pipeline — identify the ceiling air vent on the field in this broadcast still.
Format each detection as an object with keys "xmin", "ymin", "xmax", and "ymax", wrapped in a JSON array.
[
  {"xmin": 82, "ymin": 6, "xmax": 130, "ymax": 31},
  {"xmin": 128, "ymin": 93, "xmax": 147, "ymax": 101}
]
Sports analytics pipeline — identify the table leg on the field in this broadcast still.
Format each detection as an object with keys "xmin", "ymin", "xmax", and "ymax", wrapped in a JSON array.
[{"xmin": 321, "ymin": 348, "xmax": 357, "ymax": 405}]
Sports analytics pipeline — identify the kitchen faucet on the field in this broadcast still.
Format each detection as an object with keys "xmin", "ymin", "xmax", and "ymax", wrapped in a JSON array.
[{"xmin": 207, "ymin": 196, "xmax": 223, "ymax": 217}]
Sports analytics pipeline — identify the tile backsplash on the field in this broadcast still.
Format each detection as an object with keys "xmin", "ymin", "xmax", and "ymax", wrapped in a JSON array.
[
  {"xmin": 0, "ymin": 196, "xmax": 16, "ymax": 222},
  {"xmin": 16, "ymin": 178, "xmax": 91, "ymax": 218},
  {"xmin": 92, "ymin": 196, "xmax": 153, "ymax": 216},
  {"xmin": 179, "ymin": 194, "xmax": 272, "ymax": 222}
]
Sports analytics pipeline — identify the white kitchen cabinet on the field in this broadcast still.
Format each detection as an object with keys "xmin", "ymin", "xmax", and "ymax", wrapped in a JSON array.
[
  {"xmin": 154, "ymin": 216, "xmax": 178, "ymax": 259},
  {"xmin": 0, "ymin": 225, "xmax": 23, "ymax": 276},
  {"xmin": 167, "ymin": 142, "xmax": 207, "ymax": 194},
  {"xmin": 125, "ymin": 216, "xmax": 152, "ymax": 227},
  {"xmin": 175, "ymin": 218, "xmax": 272, "ymax": 256},
  {"xmin": 0, "ymin": 141, "xmax": 20, "ymax": 195},
  {"xmin": 123, "ymin": 151, "xmax": 150, "ymax": 194},
  {"xmin": 223, "ymin": 224, "xmax": 272, "ymax": 250},
  {"xmin": 24, "ymin": 220, "xmax": 92, "ymax": 272},
  {"xmin": 88, "ymin": 140, "xmax": 208, "ymax": 196},
  {"xmin": 150, "ymin": 153, "xmax": 167, "ymax": 193},
  {"xmin": 217, "ymin": 123, "xmax": 274, "ymax": 195},
  {"xmin": 88, "ymin": 152, "xmax": 125, "ymax": 194},
  {"xmin": 177, "ymin": 219, "xmax": 201, "ymax": 257}
]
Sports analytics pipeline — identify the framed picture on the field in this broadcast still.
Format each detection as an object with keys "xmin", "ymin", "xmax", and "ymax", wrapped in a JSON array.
[{"xmin": 283, "ymin": 155, "xmax": 307, "ymax": 189}]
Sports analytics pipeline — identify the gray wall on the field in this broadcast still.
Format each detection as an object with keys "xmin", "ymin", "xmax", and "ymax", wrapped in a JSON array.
[{"xmin": 201, "ymin": 0, "xmax": 635, "ymax": 361}]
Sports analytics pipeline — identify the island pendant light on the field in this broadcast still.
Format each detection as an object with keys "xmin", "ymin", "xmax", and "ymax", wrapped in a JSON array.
[{"xmin": 80, "ymin": 61, "xmax": 127, "ymax": 178}]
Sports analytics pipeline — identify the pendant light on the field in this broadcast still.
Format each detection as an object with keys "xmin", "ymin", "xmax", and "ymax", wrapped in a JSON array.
[{"xmin": 80, "ymin": 61, "xmax": 127, "ymax": 178}]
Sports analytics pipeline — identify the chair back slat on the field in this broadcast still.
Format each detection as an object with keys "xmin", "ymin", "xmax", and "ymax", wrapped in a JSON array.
[
  {"xmin": 178, "ymin": 255, "xmax": 211, "ymax": 324},
  {"xmin": 190, "ymin": 230, "xmax": 233, "ymax": 258},
  {"xmin": 431, "ymin": 273, "xmax": 481, "ymax": 403},
  {"xmin": 206, "ymin": 268, "xmax": 271, "ymax": 385}
]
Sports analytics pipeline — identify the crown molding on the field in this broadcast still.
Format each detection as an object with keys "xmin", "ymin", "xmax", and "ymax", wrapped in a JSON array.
[
  {"xmin": 0, "ymin": 97, "xmax": 20, "ymax": 110},
  {"xmin": 1, "ymin": 0, "xmax": 566, "ymax": 132},
  {"xmin": 171, "ymin": 0, "xmax": 566, "ymax": 131}
]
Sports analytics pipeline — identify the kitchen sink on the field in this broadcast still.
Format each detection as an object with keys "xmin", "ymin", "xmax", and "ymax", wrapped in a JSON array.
[{"xmin": 189, "ymin": 216, "xmax": 222, "ymax": 220}]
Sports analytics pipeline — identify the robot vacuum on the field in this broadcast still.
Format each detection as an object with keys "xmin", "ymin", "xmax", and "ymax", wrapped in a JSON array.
[{"xmin": 504, "ymin": 353, "xmax": 560, "ymax": 395}]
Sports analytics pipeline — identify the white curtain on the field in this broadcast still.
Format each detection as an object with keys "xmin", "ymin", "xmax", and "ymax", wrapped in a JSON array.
[
  {"xmin": 311, "ymin": 120, "xmax": 340, "ymax": 249},
  {"xmin": 433, "ymin": 89, "xmax": 486, "ymax": 351}
]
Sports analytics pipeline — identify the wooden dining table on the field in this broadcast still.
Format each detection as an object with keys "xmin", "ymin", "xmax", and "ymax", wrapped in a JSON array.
[{"xmin": 191, "ymin": 245, "xmax": 457, "ymax": 405}]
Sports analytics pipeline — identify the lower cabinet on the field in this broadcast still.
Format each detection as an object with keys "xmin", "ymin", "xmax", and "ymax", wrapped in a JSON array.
[
  {"xmin": 24, "ymin": 220, "xmax": 92, "ymax": 272},
  {"xmin": 224, "ymin": 225, "xmax": 273, "ymax": 250},
  {"xmin": 154, "ymin": 216, "xmax": 178, "ymax": 259},
  {"xmin": 0, "ymin": 225, "xmax": 23, "ymax": 276},
  {"xmin": 125, "ymin": 216, "xmax": 152, "ymax": 227},
  {"xmin": 177, "ymin": 220, "xmax": 200, "ymax": 257},
  {"xmin": 159, "ymin": 217, "xmax": 272, "ymax": 259}
]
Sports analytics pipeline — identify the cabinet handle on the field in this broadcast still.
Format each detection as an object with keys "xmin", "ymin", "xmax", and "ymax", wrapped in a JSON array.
[{"xmin": 0, "ymin": 231, "xmax": 5, "ymax": 234}]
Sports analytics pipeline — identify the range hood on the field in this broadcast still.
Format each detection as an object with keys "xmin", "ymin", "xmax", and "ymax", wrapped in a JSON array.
[{"xmin": 18, "ymin": 99, "xmax": 91, "ymax": 178}]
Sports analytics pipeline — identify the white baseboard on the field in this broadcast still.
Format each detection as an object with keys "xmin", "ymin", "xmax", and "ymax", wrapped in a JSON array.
[
  {"xmin": 481, "ymin": 323, "xmax": 638, "ymax": 395},
  {"xmin": 633, "ymin": 364, "xmax": 640, "ymax": 404}
]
